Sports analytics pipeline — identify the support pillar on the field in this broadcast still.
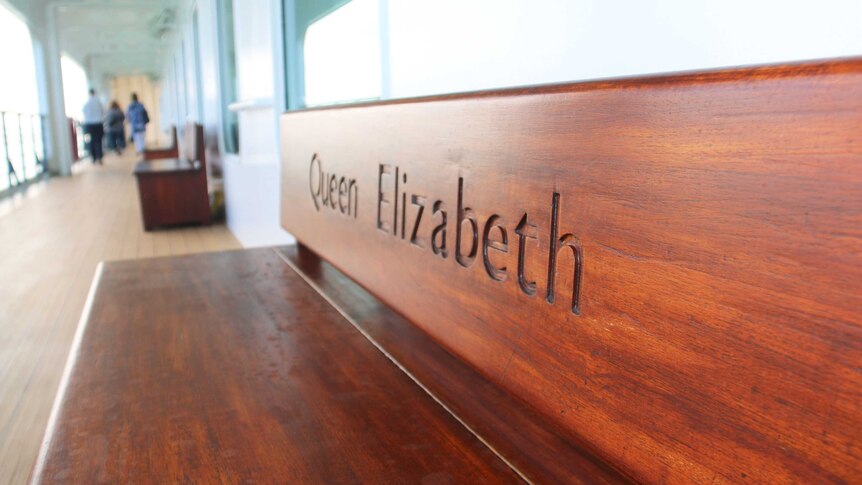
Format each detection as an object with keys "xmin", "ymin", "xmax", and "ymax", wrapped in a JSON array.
[{"xmin": 35, "ymin": 4, "xmax": 72, "ymax": 176}]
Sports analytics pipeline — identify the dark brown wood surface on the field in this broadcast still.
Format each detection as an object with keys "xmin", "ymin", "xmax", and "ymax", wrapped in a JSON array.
[
  {"xmin": 133, "ymin": 158, "xmax": 198, "ymax": 174},
  {"xmin": 278, "ymin": 244, "xmax": 630, "ymax": 483},
  {"xmin": 280, "ymin": 59, "xmax": 862, "ymax": 483},
  {"xmin": 30, "ymin": 249, "xmax": 521, "ymax": 484},
  {"xmin": 134, "ymin": 123, "xmax": 210, "ymax": 230}
]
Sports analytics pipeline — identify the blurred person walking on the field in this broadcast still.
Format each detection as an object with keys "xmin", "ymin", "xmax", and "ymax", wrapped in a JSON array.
[
  {"xmin": 104, "ymin": 101, "xmax": 126, "ymax": 155},
  {"xmin": 126, "ymin": 93, "xmax": 150, "ymax": 153},
  {"xmin": 82, "ymin": 88, "xmax": 104, "ymax": 164}
]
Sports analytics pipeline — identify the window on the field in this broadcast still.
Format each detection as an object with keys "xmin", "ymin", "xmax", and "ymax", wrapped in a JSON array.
[
  {"xmin": 60, "ymin": 55, "xmax": 88, "ymax": 121},
  {"xmin": 217, "ymin": 0, "xmax": 239, "ymax": 154},
  {"xmin": 0, "ymin": 6, "xmax": 39, "ymax": 115},
  {"xmin": 0, "ymin": 4, "xmax": 43, "ymax": 190},
  {"xmin": 302, "ymin": 0, "xmax": 382, "ymax": 106}
]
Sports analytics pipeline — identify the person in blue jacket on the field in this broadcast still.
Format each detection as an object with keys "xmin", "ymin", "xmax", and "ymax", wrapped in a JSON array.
[{"xmin": 126, "ymin": 93, "xmax": 149, "ymax": 153}]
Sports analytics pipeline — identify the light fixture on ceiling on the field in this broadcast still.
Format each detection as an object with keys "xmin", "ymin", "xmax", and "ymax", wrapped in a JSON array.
[{"xmin": 148, "ymin": 7, "xmax": 176, "ymax": 39}]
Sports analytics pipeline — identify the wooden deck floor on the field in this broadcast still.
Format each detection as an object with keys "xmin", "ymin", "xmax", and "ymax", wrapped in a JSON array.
[{"xmin": 0, "ymin": 150, "xmax": 241, "ymax": 484}]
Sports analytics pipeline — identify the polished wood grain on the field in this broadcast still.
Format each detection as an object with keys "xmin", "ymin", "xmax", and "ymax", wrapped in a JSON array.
[
  {"xmin": 134, "ymin": 123, "xmax": 210, "ymax": 230},
  {"xmin": 29, "ymin": 249, "xmax": 521, "ymax": 484},
  {"xmin": 280, "ymin": 59, "xmax": 862, "ymax": 483},
  {"xmin": 0, "ymin": 149, "xmax": 239, "ymax": 485},
  {"xmin": 278, "ymin": 244, "xmax": 630, "ymax": 483}
]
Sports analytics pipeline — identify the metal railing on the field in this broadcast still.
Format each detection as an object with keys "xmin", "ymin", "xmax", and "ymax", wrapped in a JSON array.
[{"xmin": 0, "ymin": 111, "xmax": 48, "ymax": 194}]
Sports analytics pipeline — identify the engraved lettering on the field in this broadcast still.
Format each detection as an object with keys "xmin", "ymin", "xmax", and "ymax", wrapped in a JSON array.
[
  {"xmin": 377, "ymin": 164, "xmax": 391, "ymax": 232},
  {"xmin": 482, "ymin": 214, "xmax": 508, "ymax": 281},
  {"xmin": 431, "ymin": 200, "xmax": 448, "ymax": 258},
  {"xmin": 455, "ymin": 177, "xmax": 478, "ymax": 267},
  {"xmin": 312, "ymin": 158, "xmax": 584, "ymax": 316},
  {"xmin": 309, "ymin": 154, "xmax": 356, "ymax": 217},
  {"xmin": 515, "ymin": 213, "xmax": 538, "ymax": 296},
  {"xmin": 546, "ymin": 192, "xmax": 583, "ymax": 314},
  {"xmin": 411, "ymin": 194, "xmax": 426, "ymax": 248},
  {"xmin": 338, "ymin": 176, "xmax": 348, "ymax": 213},
  {"xmin": 321, "ymin": 172, "xmax": 330, "ymax": 206},
  {"xmin": 348, "ymin": 179, "xmax": 358, "ymax": 218},
  {"xmin": 401, "ymin": 172, "xmax": 407, "ymax": 239},
  {"xmin": 328, "ymin": 174, "xmax": 337, "ymax": 209},
  {"xmin": 309, "ymin": 154, "xmax": 321, "ymax": 210},
  {"xmin": 393, "ymin": 166, "xmax": 400, "ymax": 236}
]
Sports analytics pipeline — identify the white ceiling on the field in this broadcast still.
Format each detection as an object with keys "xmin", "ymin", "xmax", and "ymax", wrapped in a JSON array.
[
  {"xmin": 58, "ymin": 0, "xmax": 183, "ymax": 80},
  {"xmin": 9, "ymin": 0, "xmax": 186, "ymax": 81}
]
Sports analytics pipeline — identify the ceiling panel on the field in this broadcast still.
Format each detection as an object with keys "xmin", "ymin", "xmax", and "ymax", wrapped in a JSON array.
[{"xmin": 54, "ymin": 0, "xmax": 185, "ymax": 79}]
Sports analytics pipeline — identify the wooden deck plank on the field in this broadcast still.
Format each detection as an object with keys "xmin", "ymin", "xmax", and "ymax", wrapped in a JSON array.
[{"xmin": 0, "ymin": 149, "xmax": 240, "ymax": 485}]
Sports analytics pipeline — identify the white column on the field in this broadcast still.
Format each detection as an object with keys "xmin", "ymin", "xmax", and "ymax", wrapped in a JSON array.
[{"xmin": 36, "ymin": 4, "xmax": 72, "ymax": 176}]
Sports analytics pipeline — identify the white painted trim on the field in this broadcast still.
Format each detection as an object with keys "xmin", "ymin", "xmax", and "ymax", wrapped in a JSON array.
[{"xmin": 228, "ymin": 97, "xmax": 274, "ymax": 112}]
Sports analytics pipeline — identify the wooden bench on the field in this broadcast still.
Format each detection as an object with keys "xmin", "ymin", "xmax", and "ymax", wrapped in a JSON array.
[
  {"xmin": 140, "ymin": 125, "xmax": 179, "ymax": 160},
  {"xmin": 133, "ymin": 123, "xmax": 211, "ymax": 231},
  {"xmin": 31, "ymin": 59, "xmax": 862, "ymax": 483}
]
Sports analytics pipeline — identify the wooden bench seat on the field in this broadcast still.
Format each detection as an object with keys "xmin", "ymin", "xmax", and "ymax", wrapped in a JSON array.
[
  {"xmin": 133, "ymin": 123, "xmax": 211, "ymax": 230},
  {"xmin": 134, "ymin": 157, "xmax": 200, "ymax": 173},
  {"xmin": 30, "ymin": 248, "xmax": 522, "ymax": 483},
  {"xmin": 31, "ymin": 59, "xmax": 862, "ymax": 483},
  {"xmin": 278, "ymin": 245, "xmax": 627, "ymax": 483}
]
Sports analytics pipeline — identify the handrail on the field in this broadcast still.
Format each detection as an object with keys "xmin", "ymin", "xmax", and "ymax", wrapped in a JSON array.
[{"xmin": 0, "ymin": 111, "xmax": 48, "ymax": 194}]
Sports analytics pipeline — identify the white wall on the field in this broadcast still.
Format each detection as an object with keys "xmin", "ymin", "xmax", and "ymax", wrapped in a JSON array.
[
  {"xmin": 385, "ymin": 0, "xmax": 862, "ymax": 98},
  {"xmin": 224, "ymin": 0, "xmax": 291, "ymax": 246},
  {"xmin": 159, "ymin": 0, "xmax": 292, "ymax": 248},
  {"xmin": 232, "ymin": 0, "xmax": 278, "ymax": 166}
]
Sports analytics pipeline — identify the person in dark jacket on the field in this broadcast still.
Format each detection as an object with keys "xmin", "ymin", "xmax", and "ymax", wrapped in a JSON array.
[
  {"xmin": 104, "ymin": 101, "xmax": 126, "ymax": 155},
  {"xmin": 126, "ymin": 93, "xmax": 149, "ymax": 153}
]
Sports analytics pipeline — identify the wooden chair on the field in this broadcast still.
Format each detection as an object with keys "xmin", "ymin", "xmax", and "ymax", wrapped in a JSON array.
[
  {"xmin": 140, "ymin": 125, "xmax": 179, "ymax": 160},
  {"xmin": 31, "ymin": 59, "xmax": 862, "ymax": 483},
  {"xmin": 133, "ymin": 123, "xmax": 210, "ymax": 231}
]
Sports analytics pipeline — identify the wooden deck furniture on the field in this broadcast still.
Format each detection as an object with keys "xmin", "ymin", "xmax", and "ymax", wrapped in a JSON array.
[
  {"xmin": 28, "ymin": 248, "xmax": 522, "ymax": 483},
  {"xmin": 31, "ymin": 59, "xmax": 862, "ymax": 483},
  {"xmin": 133, "ymin": 123, "xmax": 210, "ymax": 231},
  {"xmin": 140, "ymin": 125, "xmax": 179, "ymax": 160}
]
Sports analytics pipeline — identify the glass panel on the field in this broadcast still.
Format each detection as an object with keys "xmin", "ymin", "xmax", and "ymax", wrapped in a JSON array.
[
  {"xmin": 61, "ymin": 56, "xmax": 88, "ymax": 120},
  {"xmin": 32, "ymin": 115, "xmax": 45, "ymax": 173},
  {"xmin": 0, "ymin": 4, "xmax": 39, "ymax": 114},
  {"xmin": 303, "ymin": 0, "xmax": 382, "ymax": 106},
  {"xmin": 5, "ymin": 114, "xmax": 24, "ymax": 185},
  {"xmin": 217, "ymin": 0, "xmax": 239, "ymax": 154},
  {"xmin": 19, "ymin": 115, "xmax": 36, "ymax": 180}
]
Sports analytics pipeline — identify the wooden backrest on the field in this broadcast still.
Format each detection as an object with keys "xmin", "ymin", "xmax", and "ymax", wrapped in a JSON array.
[
  {"xmin": 179, "ymin": 122, "xmax": 205, "ymax": 170},
  {"xmin": 167, "ymin": 125, "xmax": 178, "ymax": 149},
  {"xmin": 279, "ymin": 59, "xmax": 862, "ymax": 482}
]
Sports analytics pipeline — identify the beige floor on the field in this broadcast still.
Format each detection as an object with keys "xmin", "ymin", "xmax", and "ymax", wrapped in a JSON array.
[{"xmin": 0, "ymin": 149, "xmax": 241, "ymax": 484}]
